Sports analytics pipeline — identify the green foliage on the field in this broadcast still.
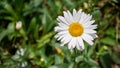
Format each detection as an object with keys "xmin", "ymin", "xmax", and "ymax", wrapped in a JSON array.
[{"xmin": 0, "ymin": 0, "xmax": 120, "ymax": 68}]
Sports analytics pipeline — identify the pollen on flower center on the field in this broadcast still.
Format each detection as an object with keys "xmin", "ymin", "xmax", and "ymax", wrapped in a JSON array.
[{"xmin": 68, "ymin": 22, "xmax": 84, "ymax": 37}]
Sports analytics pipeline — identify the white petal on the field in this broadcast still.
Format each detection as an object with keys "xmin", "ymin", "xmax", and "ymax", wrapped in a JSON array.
[
  {"xmin": 68, "ymin": 41, "xmax": 73, "ymax": 50},
  {"xmin": 82, "ymin": 33, "xmax": 94, "ymax": 40},
  {"xmin": 71, "ymin": 37, "xmax": 77, "ymax": 48},
  {"xmin": 83, "ymin": 20, "xmax": 95, "ymax": 26},
  {"xmin": 55, "ymin": 34, "xmax": 59, "ymax": 38},
  {"xmin": 84, "ymin": 29, "xmax": 96, "ymax": 34},
  {"xmin": 57, "ymin": 30, "xmax": 68, "ymax": 35},
  {"xmin": 68, "ymin": 37, "xmax": 76, "ymax": 49},
  {"xmin": 75, "ymin": 9, "xmax": 82, "ymax": 22},
  {"xmin": 57, "ymin": 34, "xmax": 65, "ymax": 41},
  {"xmin": 60, "ymin": 34, "xmax": 72, "ymax": 46},
  {"xmin": 76, "ymin": 37, "xmax": 84, "ymax": 50},
  {"xmin": 89, "ymin": 34, "xmax": 98, "ymax": 39},
  {"xmin": 79, "ymin": 12, "xmax": 86, "ymax": 23},
  {"xmin": 57, "ymin": 16, "xmax": 69, "ymax": 25},
  {"xmin": 73, "ymin": 9, "xmax": 77, "ymax": 18},
  {"xmin": 57, "ymin": 33, "xmax": 70, "ymax": 41},
  {"xmin": 63, "ymin": 11, "xmax": 72, "ymax": 23},
  {"xmin": 83, "ymin": 14, "xmax": 92, "ymax": 24},
  {"xmin": 67, "ymin": 10, "xmax": 74, "ymax": 23},
  {"xmin": 58, "ymin": 22, "xmax": 68, "ymax": 28},
  {"xmin": 61, "ymin": 33, "xmax": 72, "ymax": 45},
  {"xmin": 60, "ymin": 43, "xmax": 65, "ymax": 46},
  {"xmin": 54, "ymin": 26, "xmax": 67, "ymax": 32},
  {"xmin": 84, "ymin": 24, "xmax": 97, "ymax": 29},
  {"xmin": 82, "ymin": 35, "xmax": 94, "ymax": 45},
  {"xmin": 55, "ymin": 31, "xmax": 68, "ymax": 39}
]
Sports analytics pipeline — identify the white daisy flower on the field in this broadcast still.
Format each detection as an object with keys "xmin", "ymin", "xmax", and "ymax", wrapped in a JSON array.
[{"xmin": 54, "ymin": 9, "xmax": 98, "ymax": 51}]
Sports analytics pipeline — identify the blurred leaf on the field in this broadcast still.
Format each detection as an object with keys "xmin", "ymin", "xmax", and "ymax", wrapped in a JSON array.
[
  {"xmin": 110, "ymin": 49, "xmax": 120, "ymax": 64},
  {"xmin": 0, "ymin": 65, "xmax": 6, "ymax": 68},
  {"xmin": 28, "ymin": 17, "xmax": 37, "ymax": 33},
  {"xmin": 118, "ymin": 31, "xmax": 120, "ymax": 39},
  {"xmin": 87, "ymin": 45, "xmax": 95, "ymax": 58},
  {"xmin": 92, "ymin": 8, "xmax": 101, "ymax": 22},
  {"xmin": 2, "ymin": 2, "xmax": 18, "ymax": 20},
  {"xmin": 42, "ymin": 8, "xmax": 55, "ymax": 35},
  {"xmin": 33, "ymin": 0, "xmax": 42, "ymax": 7},
  {"xmin": 75, "ymin": 55, "xmax": 84, "ymax": 63},
  {"xmin": 37, "ymin": 32, "xmax": 54, "ymax": 48},
  {"xmin": 100, "ymin": 37, "xmax": 116, "ymax": 46},
  {"xmin": 105, "ymin": 27, "xmax": 115, "ymax": 38},
  {"xmin": 54, "ymin": 55, "xmax": 64, "ymax": 64},
  {"xmin": 13, "ymin": 0, "xmax": 24, "ymax": 14},
  {"xmin": 112, "ymin": 0, "xmax": 119, "ymax": 3},
  {"xmin": 87, "ymin": 59, "xmax": 98, "ymax": 67},
  {"xmin": 100, "ymin": 52, "xmax": 112, "ymax": 68},
  {"xmin": 0, "ymin": 23, "xmax": 14, "ymax": 41},
  {"xmin": 0, "ymin": 30, "xmax": 8, "ymax": 41},
  {"xmin": 49, "ymin": 63, "xmax": 68, "ymax": 68}
]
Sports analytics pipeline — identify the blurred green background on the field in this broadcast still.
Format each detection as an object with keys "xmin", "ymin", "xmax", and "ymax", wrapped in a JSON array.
[{"xmin": 0, "ymin": 0, "xmax": 120, "ymax": 68}]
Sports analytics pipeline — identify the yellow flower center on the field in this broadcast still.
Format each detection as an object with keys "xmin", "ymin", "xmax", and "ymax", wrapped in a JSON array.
[{"xmin": 68, "ymin": 22, "xmax": 84, "ymax": 37}]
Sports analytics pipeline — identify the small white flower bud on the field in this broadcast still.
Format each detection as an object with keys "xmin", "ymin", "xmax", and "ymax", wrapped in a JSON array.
[{"xmin": 16, "ymin": 21, "xmax": 22, "ymax": 30}]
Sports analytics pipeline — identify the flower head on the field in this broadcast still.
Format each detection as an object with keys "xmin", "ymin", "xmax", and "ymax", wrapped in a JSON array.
[
  {"xmin": 54, "ymin": 9, "xmax": 98, "ymax": 51},
  {"xmin": 16, "ymin": 21, "xmax": 22, "ymax": 30}
]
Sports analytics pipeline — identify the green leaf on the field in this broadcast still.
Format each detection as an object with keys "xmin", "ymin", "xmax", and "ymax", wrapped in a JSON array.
[
  {"xmin": 88, "ymin": 59, "xmax": 98, "ymax": 66},
  {"xmin": 0, "ymin": 23, "xmax": 15, "ymax": 41},
  {"xmin": 27, "ymin": 17, "xmax": 36, "ymax": 33},
  {"xmin": 100, "ymin": 37, "xmax": 116, "ymax": 46},
  {"xmin": 92, "ymin": 8, "xmax": 101, "ymax": 22},
  {"xmin": 33, "ymin": 0, "xmax": 42, "ymax": 7},
  {"xmin": 75, "ymin": 55, "xmax": 84, "ymax": 63},
  {"xmin": 0, "ymin": 30, "xmax": 8, "ymax": 41},
  {"xmin": 105, "ymin": 27, "xmax": 115, "ymax": 38},
  {"xmin": 41, "ymin": 8, "xmax": 55, "ymax": 35},
  {"xmin": 3, "ymin": 2, "xmax": 18, "ymax": 20},
  {"xmin": 37, "ymin": 32, "xmax": 54, "ymax": 48},
  {"xmin": 100, "ymin": 53, "xmax": 112, "ymax": 68},
  {"xmin": 54, "ymin": 55, "xmax": 64, "ymax": 64},
  {"xmin": 49, "ymin": 63, "xmax": 69, "ymax": 68},
  {"xmin": 110, "ymin": 49, "xmax": 120, "ymax": 64}
]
